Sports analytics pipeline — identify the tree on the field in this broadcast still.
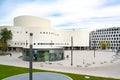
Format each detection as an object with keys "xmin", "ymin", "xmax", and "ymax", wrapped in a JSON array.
[
  {"xmin": 0, "ymin": 28, "xmax": 12, "ymax": 51},
  {"xmin": 106, "ymin": 41, "xmax": 110, "ymax": 49},
  {"xmin": 0, "ymin": 28, "xmax": 12, "ymax": 43},
  {"xmin": 0, "ymin": 39, "xmax": 7, "ymax": 51},
  {"xmin": 99, "ymin": 41, "xmax": 106, "ymax": 49}
]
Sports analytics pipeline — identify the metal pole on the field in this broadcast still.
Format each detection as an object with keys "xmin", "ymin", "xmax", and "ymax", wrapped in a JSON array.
[
  {"xmin": 51, "ymin": 40, "xmax": 52, "ymax": 47},
  {"xmin": 94, "ymin": 47, "xmax": 95, "ymax": 58},
  {"xmin": 25, "ymin": 40, "xmax": 27, "ymax": 54},
  {"xmin": 93, "ymin": 41, "xmax": 95, "ymax": 58},
  {"xmin": 29, "ymin": 33, "xmax": 33, "ymax": 80},
  {"xmin": 71, "ymin": 36, "xmax": 73, "ymax": 66},
  {"xmin": 26, "ymin": 40, "xmax": 28, "ymax": 48}
]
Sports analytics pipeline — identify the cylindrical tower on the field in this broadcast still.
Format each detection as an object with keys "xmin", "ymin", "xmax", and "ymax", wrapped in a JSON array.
[{"xmin": 14, "ymin": 15, "xmax": 51, "ymax": 28}]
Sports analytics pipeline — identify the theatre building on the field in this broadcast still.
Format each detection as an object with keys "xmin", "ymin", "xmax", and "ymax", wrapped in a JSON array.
[{"xmin": 0, "ymin": 15, "xmax": 89, "ymax": 61}]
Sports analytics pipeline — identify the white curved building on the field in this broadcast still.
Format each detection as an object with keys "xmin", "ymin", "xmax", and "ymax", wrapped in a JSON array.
[
  {"xmin": 0, "ymin": 15, "xmax": 89, "ymax": 61},
  {"xmin": 0, "ymin": 15, "xmax": 89, "ymax": 51}
]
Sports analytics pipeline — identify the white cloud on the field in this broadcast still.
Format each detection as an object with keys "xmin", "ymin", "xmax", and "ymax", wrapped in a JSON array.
[{"xmin": 0, "ymin": 0, "xmax": 120, "ymax": 31}]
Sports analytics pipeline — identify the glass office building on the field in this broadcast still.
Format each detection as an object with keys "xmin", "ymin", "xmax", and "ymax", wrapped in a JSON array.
[{"xmin": 90, "ymin": 27, "xmax": 120, "ymax": 50}]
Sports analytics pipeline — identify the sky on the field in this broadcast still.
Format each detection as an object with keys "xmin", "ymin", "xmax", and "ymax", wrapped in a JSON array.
[{"xmin": 0, "ymin": 0, "xmax": 120, "ymax": 31}]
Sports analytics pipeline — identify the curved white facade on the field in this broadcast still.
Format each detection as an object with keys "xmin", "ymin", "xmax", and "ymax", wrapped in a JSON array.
[
  {"xmin": 14, "ymin": 15, "xmax": 50, "ymax": 28},
  {"xmin": 0, "ymin": 15, "xmax": 89, "ymax": 51}
]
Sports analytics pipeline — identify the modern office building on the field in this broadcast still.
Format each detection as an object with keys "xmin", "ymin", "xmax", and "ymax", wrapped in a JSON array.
[
  {"xmin": 90, "ymin": 27, "xmax": 120, "ymax": 50},
  {"xmin": 0, "ymin": 15, "xmax": 89, "ymax": 61}
]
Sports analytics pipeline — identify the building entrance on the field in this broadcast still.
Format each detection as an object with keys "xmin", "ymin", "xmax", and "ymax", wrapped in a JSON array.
[{"xmin": 22, "ymin": 48, "xmax": 64, "ymax": 62}]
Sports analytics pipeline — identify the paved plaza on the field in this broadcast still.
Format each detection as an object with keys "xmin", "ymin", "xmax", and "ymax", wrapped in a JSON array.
[{"xmin": 0, "ymin": 50, "xmax": 120, "ymax": 79}]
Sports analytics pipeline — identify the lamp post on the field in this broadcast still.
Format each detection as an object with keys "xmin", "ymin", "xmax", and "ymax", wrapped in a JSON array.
[
  {"xmin": 51, "ymin": 40, "xmax": 52, "ymax": 47},
  {"xmin": 71, "ymin": 36, "xmax": 73, "ymax": 66},
  {"xmin": 25, "ymin": 40, "xmax": 28, "ymax": 59},
  {"xmin": 71, "ymin": 29, "xmax": 75, "ymax": 66},
  {"xmin": 29, "ymin": 33, "xmax": 33, "ymax": 80},
  {"xmin": 93, "ymin": 41, "xmax": 96, "ymax": 58},
  {"xmin": 26, "ymin": 40, "xmax": 28, "ymax": 48}
]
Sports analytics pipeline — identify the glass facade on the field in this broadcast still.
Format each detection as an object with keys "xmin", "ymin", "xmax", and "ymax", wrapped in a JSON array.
[{"xmin": 22, "ymin": 48, "xmax": 64, "ymax": 61}]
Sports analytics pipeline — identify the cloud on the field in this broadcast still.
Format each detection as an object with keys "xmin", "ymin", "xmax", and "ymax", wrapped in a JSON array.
[
  {"xmin": 101, "ymin": 0, "xmax": 120, "ymax": 7},
  {"xmin": 0, "ymin": 0, "xmax": 120, "ymax": 31}
]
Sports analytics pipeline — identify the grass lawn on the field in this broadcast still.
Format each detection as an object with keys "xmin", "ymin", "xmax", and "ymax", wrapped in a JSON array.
[{"xmin": 0, "ymin": 64, "xmax": 119, "ymax": 80}]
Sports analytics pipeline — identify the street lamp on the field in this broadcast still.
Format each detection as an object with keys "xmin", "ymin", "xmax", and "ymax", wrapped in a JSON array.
[
  {"xmin": 71, "ymin": 29, "xmax": 75, "ymax": 66},
  {"xmin": 93, "ymin": 41, "xmax": 96, "ymax": 58},
  {"xmin": 71, "ymin": 36, "xmax": 73, "ymax": 66},
  {"xmin": 26, "ymin": 40, "xmax": 28, "ymax": 48},
  {"xmin": 29, "ymin": 33, "xmax": 33, "ymax": 80},
  {"xmin": 51, "ymin": 40, "xmax": 52, "ymax": 47}
]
